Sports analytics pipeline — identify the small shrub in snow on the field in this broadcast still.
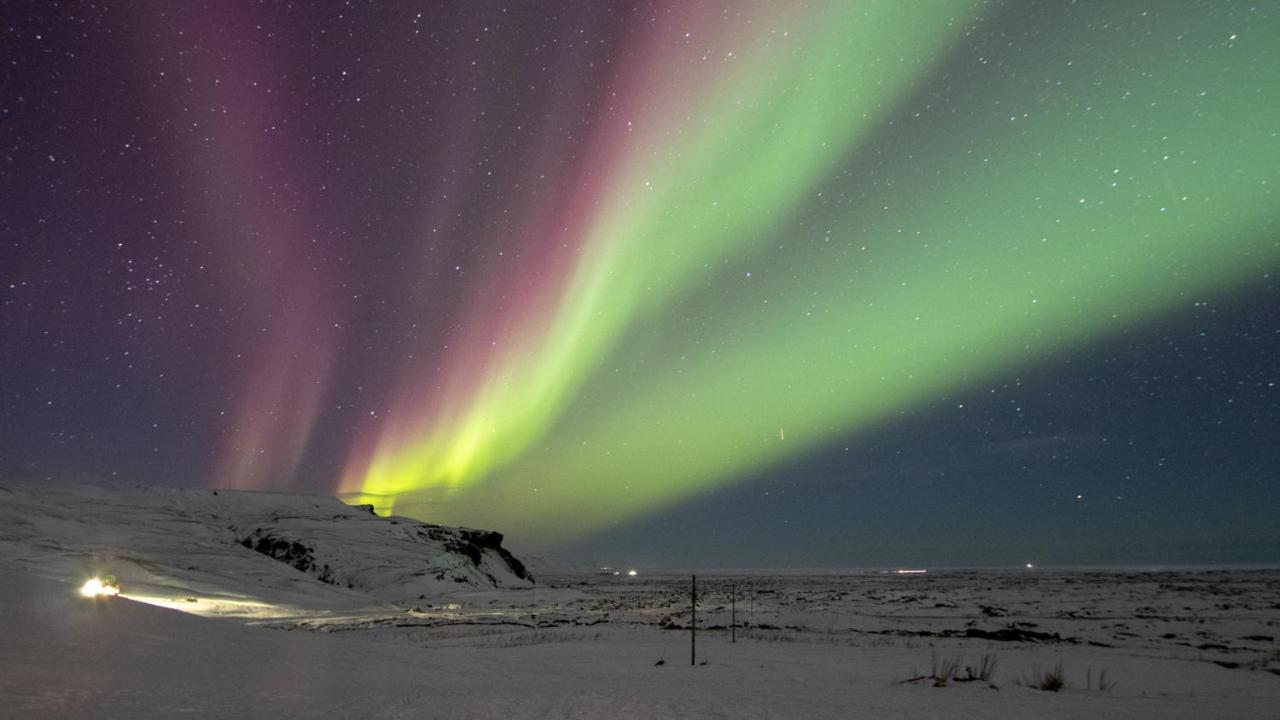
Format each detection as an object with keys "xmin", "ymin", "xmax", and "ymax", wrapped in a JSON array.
[
  {"xmin": 964, "ymin": 653, "xmax": 999, "ymax": 683},
  {"xmin": 931, "ymin": 652, "xmax": 960, "ymax": 687},
  {"xmin": 902, "ymin": 652, "xmax": 998, "ymax": 688},
  {"xmin": 1086, "ymin": 666, "xmax": 1116, "ymax": 691},
  {"xmin": 1025, "ymin": 662, "xmax": 1066, "ymax": 692}
]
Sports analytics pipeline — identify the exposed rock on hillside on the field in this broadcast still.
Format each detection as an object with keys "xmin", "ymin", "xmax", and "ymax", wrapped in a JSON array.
[{"xmin": 0, "ymin": 481, "xmax": 533, "ymax": 611}]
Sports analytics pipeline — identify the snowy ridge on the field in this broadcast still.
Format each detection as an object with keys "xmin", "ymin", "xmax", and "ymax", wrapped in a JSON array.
[{"xmin": 0, "ymin": 481, "xmax": 532, "ymax": 615}]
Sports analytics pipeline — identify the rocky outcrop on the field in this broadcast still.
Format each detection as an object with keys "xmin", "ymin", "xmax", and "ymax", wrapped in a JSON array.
[
  {"xmin": 239, "ymin": 532, "xmax": 337, "ymax": 585},
  {"xmin": 229, "ymin": 506, "xmax": 533, "ymax": 600}
]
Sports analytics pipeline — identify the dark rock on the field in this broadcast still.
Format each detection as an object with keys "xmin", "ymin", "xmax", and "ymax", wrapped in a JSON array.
[
  {"xmin": 239, "ymin": 531, "xmax": 333, "ymax": 585},
  {"xmin": 962, "ymin": 625, "xmax": 1072, "ymax": 644}
]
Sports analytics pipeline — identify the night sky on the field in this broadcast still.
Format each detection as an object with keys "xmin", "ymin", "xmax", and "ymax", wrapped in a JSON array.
[{"xmin": 3, "ymin": 1, "xmax": 1277, "ymax": 567}]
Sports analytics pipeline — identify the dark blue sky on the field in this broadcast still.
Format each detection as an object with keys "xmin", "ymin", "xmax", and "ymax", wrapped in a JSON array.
[{"xmin": 583, "ymin": 282, "xmax": 1279, "ymax": 567}]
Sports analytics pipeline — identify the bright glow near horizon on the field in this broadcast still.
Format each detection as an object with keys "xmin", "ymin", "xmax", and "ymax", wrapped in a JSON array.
[{"xmin": 79, "ymin": 577, "xmax": 120, "ymax": 598}]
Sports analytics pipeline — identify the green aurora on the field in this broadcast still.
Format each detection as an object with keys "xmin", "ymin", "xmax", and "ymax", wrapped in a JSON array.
[{"xmin": 352, "ymin": 1, "xmax": 1279, "ymax": 546}]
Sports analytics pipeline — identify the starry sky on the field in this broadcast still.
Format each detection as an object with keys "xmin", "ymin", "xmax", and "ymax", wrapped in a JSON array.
[{"xmin": 3, "ymin": 1, "xmax": 1278, "ymax": 567}]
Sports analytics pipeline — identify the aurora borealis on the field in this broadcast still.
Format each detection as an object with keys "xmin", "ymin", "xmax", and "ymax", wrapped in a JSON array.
[{"xmin": 3, "ymin": 1, "xmax": 1278, "ymax": 565}]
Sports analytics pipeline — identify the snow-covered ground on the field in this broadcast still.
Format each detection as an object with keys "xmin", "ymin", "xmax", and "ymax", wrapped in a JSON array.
[
  {"xmin": 3, "ymin": 482, "xmax": 1278, "ymax": 718},
  {"xmin": 0, "ymin": 481, "xmax": 530, "ymax": 617}
]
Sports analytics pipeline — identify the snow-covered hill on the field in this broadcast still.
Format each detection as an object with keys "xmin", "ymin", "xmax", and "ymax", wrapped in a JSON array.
[{"xmin": 0, "ymin": 481, "xmax": 531, "ymax": 616}]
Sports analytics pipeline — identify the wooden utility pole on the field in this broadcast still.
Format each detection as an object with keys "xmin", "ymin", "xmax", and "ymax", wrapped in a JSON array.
[
  {"xmin": 731, "ymin": 581, "xmax": 736, "ymax": 643},
  {"xmin": 691, "ymin": 574, "xmax": 697, "ymax": 666}
]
